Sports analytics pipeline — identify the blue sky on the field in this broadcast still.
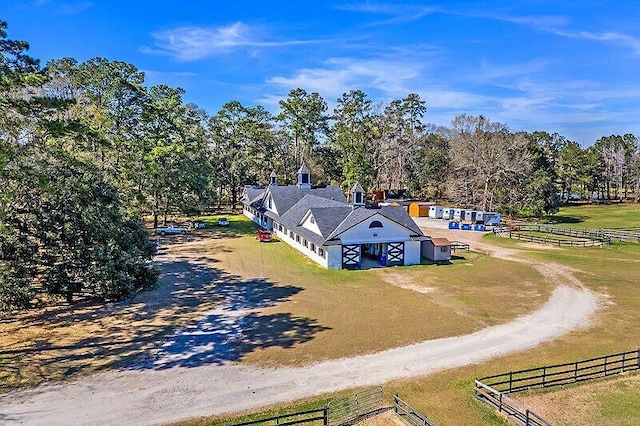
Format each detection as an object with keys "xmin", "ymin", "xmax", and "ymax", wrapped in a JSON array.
[{"xmin": 3, "ymin": 1, "xmax": 640, "ymax": 144}]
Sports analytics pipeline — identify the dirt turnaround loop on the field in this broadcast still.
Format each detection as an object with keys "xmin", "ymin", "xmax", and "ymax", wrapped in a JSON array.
[{"xmin": 0, "ymin": 228, "xmax": 599, "ymax": 426}]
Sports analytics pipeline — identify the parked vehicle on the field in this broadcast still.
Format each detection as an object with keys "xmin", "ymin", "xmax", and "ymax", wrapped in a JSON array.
[
  {"xmin": 155, "ymin": 225, "xmax": 188, "ymax": 235},
  {"xmin": 217, "ymin": 217, "xmax": 229, "ymax": 227},
  {"xmin": 187, "ymin": 220, "xmax": 206, "ymax": 229},
  {"xmin": 255, "ymin": 229, "xmax": 272, "ymax": 242}
]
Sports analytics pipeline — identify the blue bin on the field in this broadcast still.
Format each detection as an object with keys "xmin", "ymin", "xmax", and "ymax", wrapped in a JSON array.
[
  {"xmin": 380, "ymin": 255, "xmax": 387, "ymax": 266},
  {"xmin": 448, "ymin": 221, "xmax": 460, "ymax": 229},
  {"xmin": 461, "ymin": 223, "xmax": 472, "ymax": 230},
  {"xmin": 474, "ymin": 224, "xmax": 486, "ymax": 232}
]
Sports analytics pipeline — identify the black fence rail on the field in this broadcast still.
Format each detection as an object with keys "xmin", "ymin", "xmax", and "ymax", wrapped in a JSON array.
[
  {"xmin": 229, "ymin": 408, "xmax": 328, "ymax": 426},
  {"xmin": 480, "ymin": 348, "xmax": 640, "ymax": 394},
  {"xmin": 475, "ymin": 348, "xmax": 640, "ymax": 425},
  {"xmin": 474, "ymin": 381, "xmax": 550, "ymax": 426},
  {"xmin": 494, "ymin": 224, "xmax": 611, "ymax": 246},
  {"xmin": 393, "ymin": 395, "xmax": 435, "ymax": 426}
]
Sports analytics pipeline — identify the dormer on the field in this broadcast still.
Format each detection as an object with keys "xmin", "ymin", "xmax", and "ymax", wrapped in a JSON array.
[
  {"xmin": 297, "ymin": 163, "xmax": 311, "ymax": 189},
  {"xmin": 269, "ymin": 171, "xmax": 277, "ymax": 186},
  {"xmin": 350, "ymin": 181, "xmax": 365, "ymax": 209}
]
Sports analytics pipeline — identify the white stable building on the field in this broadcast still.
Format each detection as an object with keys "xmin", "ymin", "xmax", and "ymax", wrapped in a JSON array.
[{"xmin": 242, "ymin": 165, "xmax": 427, "ymax": 270}]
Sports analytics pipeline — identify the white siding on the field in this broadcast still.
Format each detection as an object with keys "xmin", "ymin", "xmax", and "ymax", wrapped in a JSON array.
[
  {"xmin": 275, "ymin": 225, "xmax": 329, "ymax": 268},
  {"xmin": 300, "ymin": 212, "xmax": 322, "ymax": 235},
  {"xmin": 404, "ymin": 240, "xmax": 422, "ymax": 265},
  {"xmin": 336, "ymin": 214, "xmax": 415, "ymax": 244}
]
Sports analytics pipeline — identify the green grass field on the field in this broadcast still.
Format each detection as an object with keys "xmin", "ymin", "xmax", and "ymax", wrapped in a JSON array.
[{"xmin": 545, "ymin": 203, "xmax": 640, "ymax": 229}]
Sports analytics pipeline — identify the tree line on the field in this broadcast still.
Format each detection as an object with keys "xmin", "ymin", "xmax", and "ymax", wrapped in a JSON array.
[{"xmin": 2, "ymin": 20, "xmax": 639, "ymax": 309}]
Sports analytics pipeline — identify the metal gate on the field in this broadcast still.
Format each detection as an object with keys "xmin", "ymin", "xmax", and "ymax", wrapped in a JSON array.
[
  {"xmin": 327, "ymin": 386, "xmax": 384, "ymax": 426},
  {"xmin": 387, "ymin": 242, "xmax": 404, "ymax": 266},
  {"xmin": 342, "ymin": 244, "xmax": 360, "ymax": 269}
]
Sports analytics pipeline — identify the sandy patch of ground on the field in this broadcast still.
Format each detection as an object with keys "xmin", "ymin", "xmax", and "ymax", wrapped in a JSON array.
[
  {"xmin": 379, "ymin": 272, "xmax": 436, "ymax": 294},
  {"xmin": 357, "ymin": 409, "xmax": 405, "ymax": 426}
]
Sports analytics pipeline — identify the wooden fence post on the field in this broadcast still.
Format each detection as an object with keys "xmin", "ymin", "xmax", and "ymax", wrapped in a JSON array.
[
  {"xmin": 542, "ymin": 367, "xmax": 546, "ymax": 387},
  {"xmin": 604, "ymin": 356, "xmax": 608, "ymax": 376},
  {"xmin": 637, "ymin": 348, "xmax": 640, "ymax": 369},
  {"xmin": 499, "ymin": 393, "xmax": 503, "ymax": 412},
  {"xmin": 323, "ymin": 407, "xmax": 328, "ymax": 426},
  {"xmin": 509, "ymin": 372, "xmax": 513, "ymax": 393},
  {"xmin": 394, "ymin": 394, "xmax": 399, "ymax": 416},
  {"xmin": 574, "ymin": 362, "xmax": 578, "ymax": 381}
]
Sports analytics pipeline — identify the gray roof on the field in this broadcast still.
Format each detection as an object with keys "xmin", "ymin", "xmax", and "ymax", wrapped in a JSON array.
[
  {"xmin": 278, "ymin": 194, "xmax": 347, "ymax": 240},
  {"xmin": 326, "ymin": 206, "xmax": 424, "ymax": 241},
  {"xmin": 242, "ymin": 185, "xmax": 266, "ymax": 205},
  {"xmin": 308, "ymin": 207, "xmax": 353, "ymax": 238},
  {"xmin": 298, "ymin": 163, "xmax": 310, "ymax": 174},
  {"xmin": 266, "ymin": 185, "xmax": 346, "ymax": 217}
]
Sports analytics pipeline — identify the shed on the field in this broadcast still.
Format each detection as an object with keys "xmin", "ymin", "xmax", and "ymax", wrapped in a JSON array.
[
  {"xmin": 429, "ymin": 206, "xmax": 444, "ymax": 219},
  {"xmin": 409, "ymin": 202, "xmax": 431, "ymax": 217},
  {"xmin": 421, "ymin": 237, "xmax": 452, "ymax": 261},
  {"xmin": 443, "ymin": 208, "xmax": 453, "ymax": 220}
]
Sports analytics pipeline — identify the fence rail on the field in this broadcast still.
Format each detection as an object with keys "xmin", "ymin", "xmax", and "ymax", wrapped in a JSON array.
[
  {"xmin": 393, "ymin": 395, "xmax": 435, "ymax": 426},
  {"xmin": 326, "ymin": 386, "xmax": 383, "ymax": 426},
  {"xmin": 479, "ymin": 348, "xmax": 640, "ymax": 394},
  {"xmin": 475, "ymin": 348, "xmax": 640, "ymax": 425},
  {"xmin": 494, "ymin": 224, "xmax": 610, "ymax": 246},
  {"xmin": 450, "ymin": 241, "xmax": 470, "ymax": 251},
  {"xmin": 474, "ymin": 381, "xmax": 550, "ymax": 426},
  {"xmin": 229, "ymin": 408, "xmax": 328, "ymax": 426}
]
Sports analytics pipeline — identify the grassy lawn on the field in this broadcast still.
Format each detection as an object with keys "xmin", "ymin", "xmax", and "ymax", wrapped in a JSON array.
[
  {"xmin": 545, "ymin": 203, "xmax": 640, "ymax": 229},
  {"xmin": 0, "ymin": 214, "xmax": 551, "ymax": 393},
  {"xmin": 180, "ymin": 212, "xmax": 640, "ymax": 426},
  {"xmin": 167, "ymin": 215, "xmax": 552, "ymax": 367},
  {"xmin": 517, "ymin": 372, "xmax": 640, "ymax": 425},
  {"xmin": 6, "ymin": 206, "xmax": 640, "ymax": 425}
]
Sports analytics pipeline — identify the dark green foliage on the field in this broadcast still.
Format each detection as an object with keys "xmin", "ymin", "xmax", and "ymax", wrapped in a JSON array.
[{"xmin": 0, "ymin": 146, "xmax": 158, "ymax": 309}]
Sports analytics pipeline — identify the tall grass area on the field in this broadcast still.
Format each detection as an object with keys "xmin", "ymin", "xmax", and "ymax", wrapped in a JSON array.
[{"xmin": 545, "ymin": 203, "xmax": 640, "ymax": 229}]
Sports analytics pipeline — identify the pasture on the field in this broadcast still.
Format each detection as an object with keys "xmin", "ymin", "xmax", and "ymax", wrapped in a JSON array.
[
  {"xmin": 3, "ymin": 204, "xmax": 640, "ymax": 425},
  {"xmin": 184, "ymin": 206, "xmax": 640, "ymax": 426}
]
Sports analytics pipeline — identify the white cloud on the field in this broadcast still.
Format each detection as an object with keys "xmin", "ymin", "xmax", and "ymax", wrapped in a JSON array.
[
  {"xmin": 267, "ymin": 57, "xmax": 422, "ymax": 99},
  {"xmin": 144, "ymin": 22, "xmax": 317, "ymax": 61}
]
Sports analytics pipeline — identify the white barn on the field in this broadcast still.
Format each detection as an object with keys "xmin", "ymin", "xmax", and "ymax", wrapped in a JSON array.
[{"xmin": 241, "ymin": 165, "xmax": 427, "ymax": 270}]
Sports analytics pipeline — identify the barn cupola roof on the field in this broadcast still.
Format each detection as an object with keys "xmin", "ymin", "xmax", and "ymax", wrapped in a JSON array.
[
  {"xmin": 297, "ymin": 163, "xmax": 311, "ymax": 189},
  {"xmin": 350, "ymin": 181, "xmax": 365, "ymax": 209},
  {"xmin": 269, "ymin": 171, "xmax": 277, "ymax": 186}
]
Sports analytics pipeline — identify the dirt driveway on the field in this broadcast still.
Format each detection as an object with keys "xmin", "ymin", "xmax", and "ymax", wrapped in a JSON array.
[{"xmin": 0, "ymin": 227, "xmax": 600, "ymax": 425}]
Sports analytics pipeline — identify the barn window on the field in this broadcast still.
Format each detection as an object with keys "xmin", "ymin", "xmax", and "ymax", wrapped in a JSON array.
[
  {"xmin": 355, "ymin": 192, "xmax": 362, "ymax": 204},
  {"xmin": 311, "ymin": 243, "xmax": 316, "ymax": 252},
  {"xmin": 303, "ymin": 239, "xmax": 308, "ymax": 248},
  {"xmin": 369, "ymin": 220, "xmax": 383, "ymax": 228},
  {"xmin": 319, "ymin": 248, "xmax": 325, "ymax": 258},
  {"xmin": 268, "ymin": 196, "xmax": 272, "ymax": 209},
  {"xmin": 296, "ymin": 235, "xmax": 300, "ymax": 243},
  {"xmin": 440, "ymin": 247, "xmax": 448, "ymax": 253}
]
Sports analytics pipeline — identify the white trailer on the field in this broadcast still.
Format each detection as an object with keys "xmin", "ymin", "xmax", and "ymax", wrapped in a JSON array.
[
  {"xmin": 453, "ymin": 208, "xmax": 465, "ymax": 221},
  {"xmin": 484, "ymin": 212, "xmax": 502, "ymax": 226},
  {"xmin": 429, "ymin": 206, "xmax": 444, "ymax": 219},
  {"xmin": 443, "ymin": 208, "xmax": 453, "ymax": 220}
]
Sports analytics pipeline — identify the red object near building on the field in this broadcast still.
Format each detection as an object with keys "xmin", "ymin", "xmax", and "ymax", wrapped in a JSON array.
[{"xmin": 255, "ymin": 229, "xmax": 273, "ymax": 242}]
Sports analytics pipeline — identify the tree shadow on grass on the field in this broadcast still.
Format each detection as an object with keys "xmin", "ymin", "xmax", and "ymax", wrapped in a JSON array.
[
  {"xmin": 0, "ymin": 257, "xmax": 327, "ymax": 390},
  {"xmin": 544, "ymin": 215, "xmax": 585, "ymax": 224}
]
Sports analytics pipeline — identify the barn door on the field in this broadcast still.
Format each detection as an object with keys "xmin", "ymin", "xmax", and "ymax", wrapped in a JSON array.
[
  {"xmin": 387, "ymin": 242, "xmax": 404, "ymax": 266},
  {"xmin": 342, "ymin": 244, "xmax": 361, "ymax": 269}
]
